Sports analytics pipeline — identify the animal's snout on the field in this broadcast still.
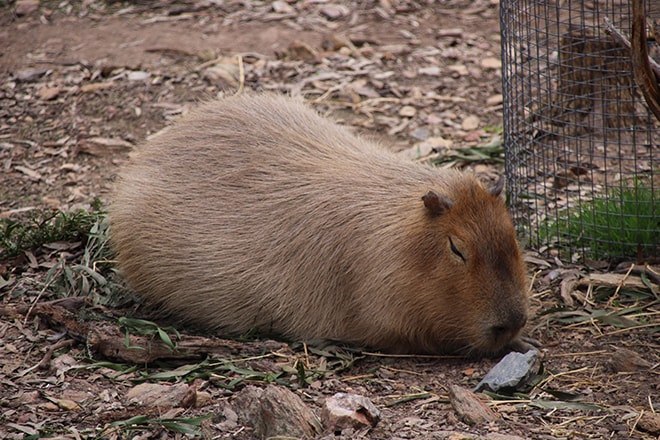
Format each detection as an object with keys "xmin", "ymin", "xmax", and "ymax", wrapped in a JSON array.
[{"xmin": 490, "ymin": 309, "xmax": 527, "ymax": 341}]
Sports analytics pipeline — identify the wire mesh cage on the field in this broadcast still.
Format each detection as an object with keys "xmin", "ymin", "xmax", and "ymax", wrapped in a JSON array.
[{"xmin": 500, "ymin": 0, "xmax": 659, "ymax": 262}]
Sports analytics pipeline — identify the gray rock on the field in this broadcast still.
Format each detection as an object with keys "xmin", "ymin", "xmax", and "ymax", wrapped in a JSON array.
[{"xmin": 474, "ymin": 350, "xmax": 539, "ymax": 392}]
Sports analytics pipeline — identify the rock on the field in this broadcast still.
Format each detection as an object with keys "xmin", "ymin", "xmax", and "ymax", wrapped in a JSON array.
[
  {"xmin": 437, "ymin": 28, "xmax": 464, "ymax": 38},
  {"xmin": 15, "ymin": 68, "xmax": 47, "ymax": 82},
  {"xmin": 288, "ymin": 41, "xmax": 318, "ymax": 62},
  {"xmin": 486, "ymin": 94, "xmax": 503, "ymax": 105},
  {"xmin": 126, "ymin": 71, "xmax": 150, "ymax": 81},
  {"xmin": 80, "ymin": 82, "xmax": 115, "ymax": 93},
  {"xmin": 203, "ymin": 62, "xmax": 239, "ymax": 87},
  {"xmin": 448, "ymin": 385, "xmax": 499, "ymax": 426},
  {"xmin": 321, "ymin": 392, "xmax": 380, "ymax": 433},
  {"xmin": 233, "ymin": 385, "xmax": 322, "ymax": 439},
  {"xmin": 609, "ymin": 347, "xmax": 652, "ymax": 372},
  {"xmin": 38, "ymin": 86, "xmax": 61, "ymax": 101},
  {"xmin": 410, "ymin": 127, "xmax": 429, "ymax": 141},
  {"xmin": 319, "ymin": 4, "xmax": 350, "ymax": 20},
  {"xmin": 481, "ymin": 57, "xmax": 502, "ymax": 69},
  {"xmin": 425, "ymin": 136, "xmax": 453, "ymax": 149},
  {"xmin": 14, "ymin": 0, "xmax": 39, "ymax": 16},
  {"xmin": 399, "ymin": 105, "xmax": 417, "ymax": 117},
  {"xmin": 461, "ymin": 115, "xmax": 480, "ymax": 131},
  {"xmin": 126, "ymin": 383, "xmax": 191, "ymax": 408},
  {"xmin": 487, "ymin": 434, "xmax": 528, "ymax": 440},
  {"xmin": 474, "ymin": 350, "xmax": 539, "ymax": 393},
  {"xmin": 447, "ymin": 64, "xmax": 468, "ymax": 76},
  {"xmin": 272, "ymin": 0, "xmax": 294, "ymax": 13},
  {"xmin": 638, "ymin": 412, "xmax": 660, "ymax": 436},
  {"xmin": 418, "ymin": 66, "xmax": 442, "ymax": 76}
]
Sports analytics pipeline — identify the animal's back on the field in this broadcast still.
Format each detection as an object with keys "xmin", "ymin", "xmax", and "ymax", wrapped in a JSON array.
[{"xmin": 112, "ymin": 93, "xmax": 529, "ymax": 355}]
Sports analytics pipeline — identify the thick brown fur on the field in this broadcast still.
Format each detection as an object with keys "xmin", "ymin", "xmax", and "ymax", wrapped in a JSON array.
[{"xmin": 111, "ymin": 93, "xmax": 529, "ymax": 356}]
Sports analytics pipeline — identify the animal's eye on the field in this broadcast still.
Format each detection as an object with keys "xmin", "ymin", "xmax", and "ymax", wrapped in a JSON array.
[{"xmin": 449, "ymin": 237, "xmax": 466, "ymax": 263}]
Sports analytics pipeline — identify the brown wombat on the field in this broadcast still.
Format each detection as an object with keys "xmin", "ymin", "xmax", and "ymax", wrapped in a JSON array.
[{"xmin": 111, "ymin": 93, "xmax": 529, "ymax": 356}]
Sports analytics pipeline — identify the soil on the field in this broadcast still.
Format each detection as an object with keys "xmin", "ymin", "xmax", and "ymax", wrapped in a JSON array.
[{"xmin": 0, "ymin": 1, "xmax": 658, "ymax": 439}]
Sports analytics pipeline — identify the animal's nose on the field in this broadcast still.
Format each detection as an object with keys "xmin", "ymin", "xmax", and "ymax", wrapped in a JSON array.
[{"xmin": 491, "ymin": 311, "xmax": 527, "ymax": 340}]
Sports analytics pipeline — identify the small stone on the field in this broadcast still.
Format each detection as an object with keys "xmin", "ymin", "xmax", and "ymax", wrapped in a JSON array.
[
  {"xmin": 272, "ymin": 0, "xmax": 294, "ymax": 13},
  {"xmin": 437, "ymin": 28, "xmax": 463, "ymax": 38},
  {"xmin": 461, "ymin": 115, "xmax": 480, "ymax": 131},
  {"xmin": 319, "ymin": 4, "xmax": 350, "ymax": 20},
  {"xmin": 288, "ymin": 41, "xmax": 318, "ymax": 62},
  {"xmin": 481, "ymin": 57, "xmax": 502, "ymax": 69},
  {"xmin": 126, "ymin": 71, "xmax": 150, "ymax": 81},
  {"xmin": 15, "ymin": 68, "xmax": 47, "ymax": 82},
  {"xmin": 474, "ymin": 350, "xmax": 539, "ymax": 392},
  {"xmin": 418, "ymin": 66, "xmax": 442, "ymax": 76},
  {"xmin": 609, "ymin": 348, "xmax": 652, "ymax": 372},
  {"xmin": 80, "ymin": 82, "xmax": 114, "ymax": 93},
  {"xmin": 486, "ymin": 94, "xmax": 503, "ymax": 106},
  {"xmin": 194, "ymin": 391, "xmax": 212, "ymax": 408},
  {"xmin": 399, "ymin": 105, "xmax": 417, "ymax": 117},
  {"xmin": 14, "ymin": 0, "xmax": 39, "ymax": 16},
  {"xmin": 55, "ymin": 398, "xmax": 81, "ymax": 411},
  {"xmin": 203, "ymin": 63, "xmax": 239, "ymax": 86},
  {"xmin": 321, "ymin": 393, "xmax": 380, "ymax": 432},
  {"xmin": 447, "ymin": 64, "xmax": 468, "ymax": 76},
  {"xmin": 38, "ymin": 86, "xmax": 60, "ymax": 101},
  {"xmin": 638, "ymin": 412, "xmax": 660, "ymax": 436},
  {"xmin": 410, "ymin": 127, "xmax": 429, "ymax": 141},
  {"xmin": 449, "ymin": 385, "xmax": 499, "ymax": 425}
]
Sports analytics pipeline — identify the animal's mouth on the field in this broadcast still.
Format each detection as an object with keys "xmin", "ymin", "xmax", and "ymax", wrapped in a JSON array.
[{"xmin": 467, "ymin": 315, "xmax": 528, "ymax": 357}]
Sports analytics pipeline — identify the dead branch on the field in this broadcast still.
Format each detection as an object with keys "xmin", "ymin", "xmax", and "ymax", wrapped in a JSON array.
[
  {"xmin": 604, "ymin": 17, "xmax": 660, "ymax": 79},
  {"xmin": 604, "ymin": 11, "xmax": 660, "ymax": 121},
  {"xmin": 1, "ymin": 297, "xmax": 291, "ymax": 364},
  {"xmin": 631, "ymin": 0, "xmax": 660, "ymax": 120}
]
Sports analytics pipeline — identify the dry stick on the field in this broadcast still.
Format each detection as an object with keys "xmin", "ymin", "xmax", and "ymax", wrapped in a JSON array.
[
  {"xmin": 630, "ymin": 0, "xmax": 660, "ymax": 121},
  {"xmin": 235, "ymin": 54, "xmax": 245, "ymax": 96},
  {"xmin": 604, "ymin": 13, "xmax": 660, "ymax": 120},
  {"xmin": 23, "ymin": 265, "xmax": 63, "ymax": 325},
  {"xmin": 604, "ymin": 17, "xmax": 660, "ymax": 79},
  {"xmin": 607, "ymin": 263, "xmax": 635, "ymax": 308},
  {"xmin": 17, "ymin": 338, "xmax": 75, "ymax": 377}
]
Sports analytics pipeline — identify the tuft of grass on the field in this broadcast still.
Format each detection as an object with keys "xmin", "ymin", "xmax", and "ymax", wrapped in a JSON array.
[
  {"xmin": 118, "ymin": 317, "xmax": 181, "ymax": 351},
  {"xmin": 431, "ymin": 135, "xmax": 505, "ymax": 165},
  {"xmin": 0, "ymin": 200, "xmax": 105, "ymax": 259},
  {"xmin": 101, "ymin": 414, "xmax": 212, "ymax": 437},
  {"xmin": 1, "ymin": 202, "xmax": 130, "ymax": 306},
  {"xmin": 544, "ymin": 180, "xmax": 659, "ymax": 260}
]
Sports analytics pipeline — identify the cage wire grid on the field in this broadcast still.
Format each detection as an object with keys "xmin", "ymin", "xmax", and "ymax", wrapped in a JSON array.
[{"xmin": 500, "ymin": 0, "xmax": 659, "ymax": 262}]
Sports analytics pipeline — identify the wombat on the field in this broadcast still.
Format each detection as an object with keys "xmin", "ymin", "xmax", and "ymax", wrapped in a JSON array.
[{"xmin": 111, "ymin": 93, "xmax": 529, "ymax": 356}]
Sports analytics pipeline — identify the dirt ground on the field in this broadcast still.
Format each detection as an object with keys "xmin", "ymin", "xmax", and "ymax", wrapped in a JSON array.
[{"xmin": 1, "ymin": 1, "xmax": 658, "ymax": 439}]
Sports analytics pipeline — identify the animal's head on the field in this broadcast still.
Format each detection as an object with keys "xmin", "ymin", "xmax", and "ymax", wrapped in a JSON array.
[{"xmin": 407, "ymin": 175, "xmax": 528, "ymax": 356}]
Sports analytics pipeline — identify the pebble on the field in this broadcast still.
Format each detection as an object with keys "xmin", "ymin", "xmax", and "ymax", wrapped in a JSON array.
[
  {"xmin": 319, "ymin": 4, "xmax": 350, "ymax": 20},
  {"xmin": 461, "ymin": 115, "xmax": 480, "ymax": 131}
]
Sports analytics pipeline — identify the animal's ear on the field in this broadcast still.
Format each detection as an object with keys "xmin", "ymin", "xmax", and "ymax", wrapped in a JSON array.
[
  {"xmin": 488, "ymin": 175, "xmax": 505, "ymax": 197},
  {"xmin": 422, "ymin": 191, "xmax": 454, "ymax": 217}
]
